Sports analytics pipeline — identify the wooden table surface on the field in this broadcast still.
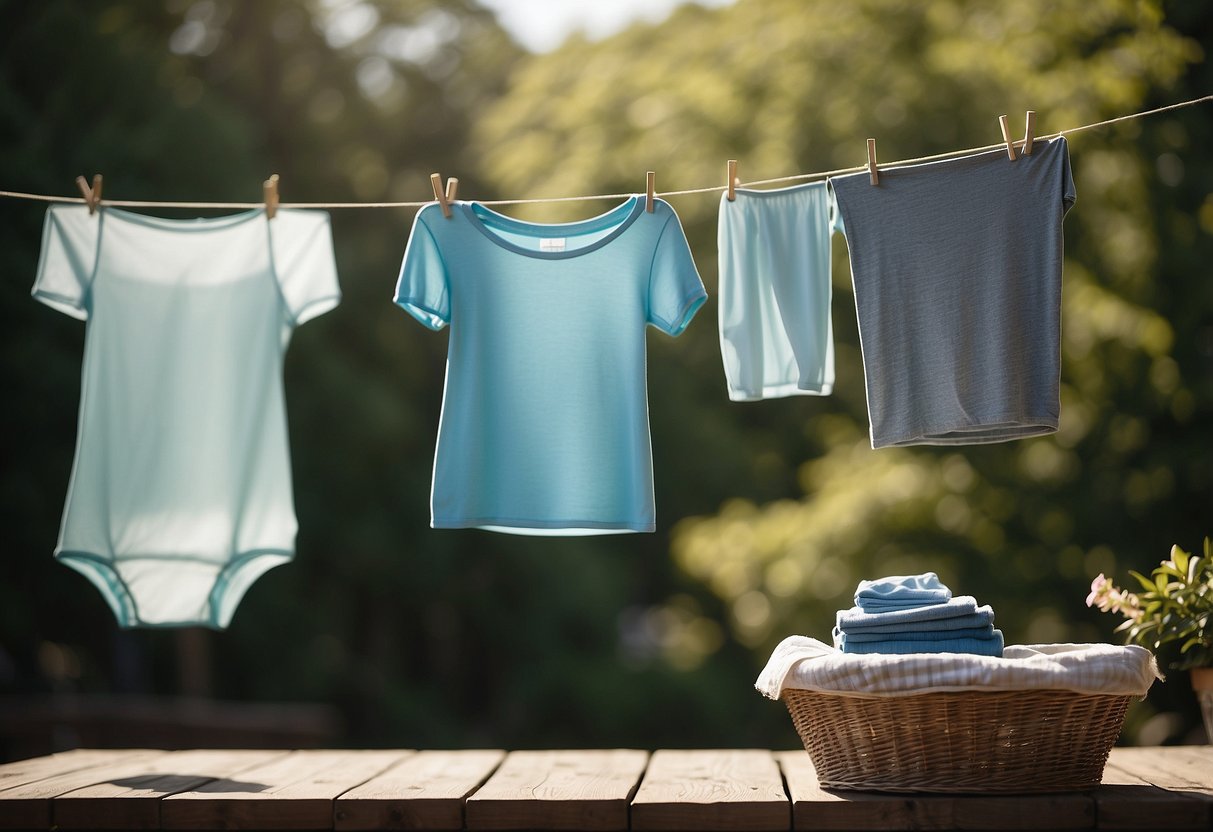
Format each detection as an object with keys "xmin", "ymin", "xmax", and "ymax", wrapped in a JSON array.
[{"xmin": 0, "ymin": 747, "xmax": 1209, "ymax": 831}]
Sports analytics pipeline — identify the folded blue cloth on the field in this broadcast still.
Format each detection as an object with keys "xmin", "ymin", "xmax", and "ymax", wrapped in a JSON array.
[
  {"xmin": 836, "ymin": 597, "xmax": 987, "ymax": 633},
  {"xmin": 833, "ymin": 625, "xmax": 997, "ymax": 646},
  {"xmin": 839, "ymin": 630, "xmax": 1005, "ymax": 657},
  {"xmin": 854, "ymin": 572, "xmax": 952, "ymax": 611},
  {"xmin": 835, "ymin": 609, "xmax": 995, "ymax": 635}
]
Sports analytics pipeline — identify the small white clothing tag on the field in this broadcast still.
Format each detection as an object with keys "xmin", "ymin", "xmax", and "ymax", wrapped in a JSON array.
[{"xmin": 539, "ymin": 238, "xmax": 566, "ymax": 252}]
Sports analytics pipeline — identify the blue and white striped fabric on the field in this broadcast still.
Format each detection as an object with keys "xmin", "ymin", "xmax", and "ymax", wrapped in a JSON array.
[{"xmin": 755, "ymin": 637, "xmax": 1160, "ymax": 700}]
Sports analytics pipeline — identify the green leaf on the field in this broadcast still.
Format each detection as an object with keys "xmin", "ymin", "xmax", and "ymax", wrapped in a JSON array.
[
  {"xmin": 1156, "ymin": 564, "xmax": 1185, "ymax": 582},
  {"xmin": 1129, "ymin": 570, "xmax": 1156, "ymax": 592},
  {"xmin": 1172, "ymin": 546, "xmax": 1189, "ymax": 577}
]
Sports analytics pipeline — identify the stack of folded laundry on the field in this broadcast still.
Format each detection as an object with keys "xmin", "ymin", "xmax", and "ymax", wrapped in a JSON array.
[{"xmin": 832, "ymin": 572, "xmax": 1004, "ymax": 656}]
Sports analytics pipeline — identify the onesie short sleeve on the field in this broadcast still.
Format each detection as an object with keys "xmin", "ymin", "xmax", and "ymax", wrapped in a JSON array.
[
  {"xmin": 32, "ymin": 204, "xmax": 98, "ymax": 320},
  {"xmin": 269, "ymin": 209, "xmax": 342, "ymax": 326},
  {"xmin": 647, "ymin": 205, "xmax": 707, "ymax": 335},
  {"xmin": 395, "ymin": 205, "xmax": 450, "ymax": 330}
]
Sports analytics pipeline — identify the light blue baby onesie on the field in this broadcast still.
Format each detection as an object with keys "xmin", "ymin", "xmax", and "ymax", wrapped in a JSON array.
[
  {"xmin": 32, "ymin": 205, "xmax": 341, "ymax": 628},
  {"xmin": 717, "ymin": 182, "xmax": 834, "ymax": 401},
  {"xmin": 395, "ymin": 196, "xmax": 706, "ymax": 534}
]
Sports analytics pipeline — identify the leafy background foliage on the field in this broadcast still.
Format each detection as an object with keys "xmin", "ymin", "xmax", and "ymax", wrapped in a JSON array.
[{"xmin": 0, "ymin": 0, "xmax": 1209, "ymax": 754}]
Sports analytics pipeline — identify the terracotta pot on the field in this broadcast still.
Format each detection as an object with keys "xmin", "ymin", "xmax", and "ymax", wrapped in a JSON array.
[{"xmin": 1192, "ymin": 667, "xmax": 1213, "ymax": 744}]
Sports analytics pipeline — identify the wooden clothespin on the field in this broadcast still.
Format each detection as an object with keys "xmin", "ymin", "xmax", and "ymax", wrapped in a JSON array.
[
  {"xmin": 89, "ymin": 174, "xmax": 103, "ymax": 211},
  {"xmin": 726, "ymin": 160, "xmax": 738, "ymax": 201},
  {"xmin": 263, "ymin": 174, "xmax": 280, "ymax": 219},
  {"xmin": 866, "ymin": 139, "xmax": 879, "ymax": 186},
  {"xmin": 75, "ymin": 174, "xmax": 103, "ymax": 214},
  {"xmin": 430, "ymin": 172, "xmax": 452, "ymax": 218},
  {"xmin": 999, "ymin": 114, "xmax": 1017, "ymax": 161},
  {"xmin": 1022, "ymin": 110, "xmax": 1036, "ymax": 156},
  {"xmin": 445, "ymin": 177, "xmax": 459, "ymax": 202},
  {"xmin": 645, "ymin": 171, "xmax": 656, "ymax": 213}
]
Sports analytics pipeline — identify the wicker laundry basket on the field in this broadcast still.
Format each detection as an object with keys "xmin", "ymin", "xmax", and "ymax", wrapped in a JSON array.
[{"xmin": 783, "ymin": 687, "xmax": 1131, "ymax": 793}]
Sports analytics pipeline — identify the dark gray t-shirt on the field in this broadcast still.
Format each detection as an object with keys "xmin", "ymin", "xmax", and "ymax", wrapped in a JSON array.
[{"xmin": 830, "ymin": 137, "xmax": 1075, "ymax": 448}]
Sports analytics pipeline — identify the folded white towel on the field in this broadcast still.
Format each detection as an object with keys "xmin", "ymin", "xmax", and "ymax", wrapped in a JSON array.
[{"xmin": 755, "ymin": 636, "xmax": 1160, "ymax": 700}]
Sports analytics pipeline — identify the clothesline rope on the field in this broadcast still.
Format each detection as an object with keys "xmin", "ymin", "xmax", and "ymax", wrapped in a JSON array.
[{"xmin": 1, "ymin": 94, "xmax": 1209, "ymax": 211}]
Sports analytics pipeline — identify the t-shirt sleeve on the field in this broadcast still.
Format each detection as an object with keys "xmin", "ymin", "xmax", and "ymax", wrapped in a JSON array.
[
  {"xmin": 32, "ymin": 205, "xmax": 99, "ymax": 320},
  {"xmin": 269, "ymin": 209, "xmax": 342, "ymax": 326},
  {"xmin": 1059, "ymin": 136, "xmax": 1077, "ymax": 215},
  {"xmin": 647, "ymin": 204, "xmax": 707, "ymax": 336},
  {"xmin": 394, "ymin": 206, "xmax": 450, "ymax": 330}
]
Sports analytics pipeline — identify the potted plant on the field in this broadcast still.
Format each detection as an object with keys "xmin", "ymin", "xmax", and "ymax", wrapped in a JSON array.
[{"xmin": 1087, "ymin": 537, "xmax": 1213, "ymax": 743}]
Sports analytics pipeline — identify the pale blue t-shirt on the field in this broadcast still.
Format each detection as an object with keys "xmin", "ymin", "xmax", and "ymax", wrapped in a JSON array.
[
  {"xmin": 32, "ymin": 205, "xmax": 340, "ymax": 628},
  {"xmin": 395, "ymin": 196, "xmax": 706, "ymax": 534}
]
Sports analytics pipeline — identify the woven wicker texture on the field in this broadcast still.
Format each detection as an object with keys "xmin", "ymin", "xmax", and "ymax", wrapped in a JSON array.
[{"xmin": 783, "ymin": 688, "xmax": 1130, "ymax": 793}]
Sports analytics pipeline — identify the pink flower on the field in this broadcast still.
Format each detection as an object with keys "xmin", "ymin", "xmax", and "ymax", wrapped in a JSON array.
[
  {"xmin": 1086, "ymin": 573, "xmax": 1143, "ymax": 621},
  {"xmin": 1112, "ymin": 588, "xmax": 1143, "ymax": 621},
  {"xmin": 1086, "ymin": 574, "xmax": 1109, "ymax": 608}
]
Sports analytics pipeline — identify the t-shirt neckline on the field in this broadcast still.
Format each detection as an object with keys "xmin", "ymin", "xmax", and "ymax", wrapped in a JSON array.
[{"xmin": 458, "ymin": 196, "xmax": 645, "ymax": 260}]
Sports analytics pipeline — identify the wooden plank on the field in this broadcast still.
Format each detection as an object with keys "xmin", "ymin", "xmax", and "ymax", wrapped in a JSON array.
[
  {"xmin": 0, "ymin": 749, "xmax": 169, "ymax": 829},
  {"xmin": 335, "ymin": 749, "xmax": 502, "ymax": 830},
  {"xmin": 53, "ymin": 748, "xmax": 289, "ymax": 830},
  {"xmin": 776, "ymin": 749, "xmax": 1094, "ymax": 831},
  {"xmin": 0, "ymin": 749, "xmax": 145, "ymax": 791},
  {"xmin": 465, "ymin": 749, "xmax": 648, "ymax": 831},
  {"xmin": 162, "ymin": 749, "xmax": 404, "ymax": 830},
  {"xmin": 1095, "ymin": 750, "xmax": 1210, "ymax": 831},
  {"xmin": 1102, "ymin": 747, "xmax": 1213, "ymax": 832},
  {"xmin": 1167, "ymin": 746, "xmax": 1213, "ymax": 780},
  {"xmin": 631, "ymin": 749, "xmax": 789, "ymax": 832},
  {"xmin": 1107, "ymin": 747, "xmax": 1213, "ymax": 797},
  {"xmin": 780, "ymin": 750, "xmax": 918, "ymax": 832}
]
